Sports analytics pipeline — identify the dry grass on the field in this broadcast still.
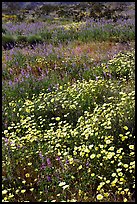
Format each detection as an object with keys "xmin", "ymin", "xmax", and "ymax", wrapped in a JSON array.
[{"xmin": 67, "ymin": 41, "xmax": 135, "ymax": 63}]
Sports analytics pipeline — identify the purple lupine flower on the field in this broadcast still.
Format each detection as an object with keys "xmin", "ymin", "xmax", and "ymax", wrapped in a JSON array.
[
  {"xmin": 47, "ymin": 158, "xmax": 52, "ymax": 167},
  {"xmin": 9, "ymin": 69, "xmax": 13, "ymax": 74},
  {"xmin": 47, "ymin": 175, "xmax": 52, "ymax": 182},
  {"xmin": 56, "ymin": 156, "xmax": 60, "ymax": 161},
  {"xmin": 107, "ymin": 72, "xmax": 112, "ymax": 79},
  {"xmin": 86, "ymin": 161, "xmax": 89, "ymax": 167},
  {"xmin": 27, "ymin": 65, "xmax": 32, "ymax": 72},
  {"xmin": 66, "ymin": 159, "xmax": 69, "ymax": 164},
  {"xmin": 48, "ymin": 87, "xmax": 51, "ymax": 92},
  {"xmin": 40, "ymin": 163, "xmax": 46, "ymax": 170},
  {"xmin": 4, "ymin": 137, "xmax": 9, "ymax": 144},
  {"xmin": 95, "ymin": 76, "xmax": 99, "ymax": 81},
  {"xmin": 14, "ymin": 77, "xmax": 19, "ymax": 82},
  {"xmin": 15, "ymin": 62, "xmax": 19, "ymax": 66},
  {"xmin": 103, "ymin": 71, "xmax": 106, "ymax": 78},
  {"xmin": 21, "ymin": 69, "xmax": 25, "ymax": 76},
  {"xmin": 20, "ymin": 77, "xmax": 24, "ymax": 82},
  {"xmin": 38, "ymin": 67, "xmax": 41, "ymax": 73},
  {"xmin": 41, "ymin": 73, "xmax": 45, "ymax": 79},
  {"xmin": 45, "ymin": 69, "xmax": 49, "ymax": 75},
  {"xmin": 39, "ymin": 151, "xmax": 44, "ymax": 161},
  {"xmin": 25, "ymin": 73, "xmax": 30, "ymax": 78},
  {"xmin": 85, "ymin": 66, "xmax": 89, "ymax": 71},
  {"xmin": 8, "ymin": 80, "xmax": 12, "ymax": 86}
]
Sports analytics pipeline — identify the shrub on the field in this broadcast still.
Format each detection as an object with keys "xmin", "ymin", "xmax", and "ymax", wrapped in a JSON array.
[
  {"xmin": 39, "ymin": 31, "xmax": 52, "ymax": 41},
  {"xmin": 16, "ymin": 35, "xmax": 27, "ymax": 43},
  {"xmin": 2, "ymin": 34, "xmax": 16, "ymax": 50},
  {"xmin": 27, "ymin": 35, "xmax": 43, "ymax": 45}
]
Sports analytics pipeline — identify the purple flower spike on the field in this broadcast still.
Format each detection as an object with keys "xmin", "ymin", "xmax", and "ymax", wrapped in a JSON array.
[
  {"xmin": 14, "ymin": 77, "xmax": 19, "ymax": 82},
  {"xmin": 4, "ymin": 137, "xmax": 9, "ymax": 143},
  {"xmin": 9, "ymin": 69, "xmax": 13, "ymax": 74},
  {"xmin": 108, "ymin": 72, "xmax": 112, "ymax": 79},
  {"xmin": 86, "ymin": 162, "xmax": 89, "ymax": 167},
  {"xmin": 39, "ymin": 151, "xmax": 44, "ymax": 161},
  {"xmin": 21, "ymin": 69, "xmax": 25, "ymax": 76},
  {"xmin": 25, "ymin": 73, "xmax": 30, "ymax": 78},
  {"xmin": 47, "ymin": 175, "xmax": 52, "ymax": 182},
  {"xmin": 38, "ymin": 67, "xmax": 41, "ymax": 72},
  {"xmin": 47, "ymin": 158, "xmax": 52, "ymax": 167},
  {"xmin": 40, "ymin": 163, "xmax": 46, "ymax": 170},
  {"xmin": 56, "ymin": 156, "xmax": 60, "ymax": 161},
  {"xmin": 8, "ymin": 80, "xmax": 12, "ymax": 86},
  {"xmin": 48, "ymin": 87, "xmax": 51, "ymax": 92},
  {"xmin": 66, "ymin": 159, "xmax": 69, "ymax": 164},
  {"xmin": 27, "ymin": 65, "xmax": 32, "ymax": 71},
  {"xmin": 96, "ymin": 76, "xmax": 98, "ymax": 81}
]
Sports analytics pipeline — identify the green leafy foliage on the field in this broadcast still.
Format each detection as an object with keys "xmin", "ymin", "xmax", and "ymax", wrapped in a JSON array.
[
  {"xmin": 27, "ymin": 34, "xmax": 43, "ymax": 45},
  {"xmin": 2, "ymin": 34, "xmax": 16, "ymax": 49}
]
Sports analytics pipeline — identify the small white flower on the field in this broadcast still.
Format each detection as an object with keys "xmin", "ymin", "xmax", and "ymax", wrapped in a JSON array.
[
  {"xmin": 59, "ymin": 182, "xmax": 66, "ymax": 187},
  {"xmin": 90, "ymin": 154, "xmax": 95, "ymax": 159},
  {"xmin": 2, "ymin": 190, "xmax": 8, "ymax": 195},
  {"xmin": 62, "ymin": 185, "xmax": 69, "ymax": 190},
  {"xmin": 96, "ymin": 194, "xmax": 103, "ymax": 200},
  {"xmin": 129, "ymin": 145, "xmax": 134, "ymax": 150},
  {"xmin": 112, "ymin": 173, "xmax": 116, "ymax": 177}
]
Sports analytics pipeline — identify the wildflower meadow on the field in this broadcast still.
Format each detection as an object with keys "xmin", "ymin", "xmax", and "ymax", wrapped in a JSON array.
[{"xmin": 2, "ymin": 2, "xmax": 135, "ymax": 202}]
